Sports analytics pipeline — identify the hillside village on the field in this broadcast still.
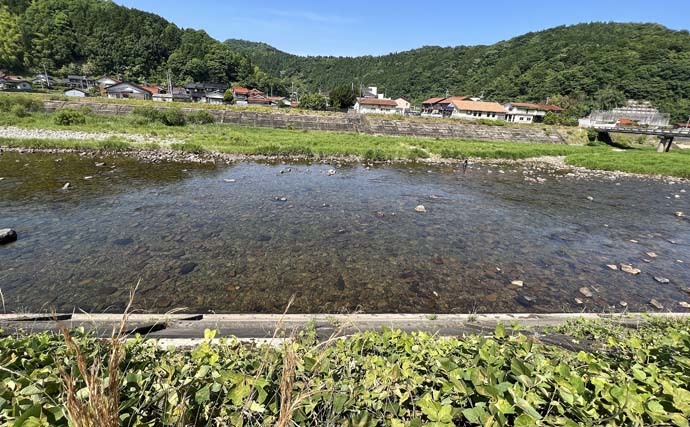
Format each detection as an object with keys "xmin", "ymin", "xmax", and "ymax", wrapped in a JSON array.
[{"xmin": 1, "ymin": 71, "xmax": 687, "ymax": 130}]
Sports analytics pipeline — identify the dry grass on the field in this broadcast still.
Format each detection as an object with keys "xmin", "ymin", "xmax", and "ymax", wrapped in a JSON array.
[{"xmin": 56, "ymin": 281, "xmax": 139, "ymax": 427}]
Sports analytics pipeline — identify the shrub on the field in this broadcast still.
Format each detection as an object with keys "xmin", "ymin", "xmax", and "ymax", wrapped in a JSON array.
[
  {"xmin": 364, "ymin": 148, "xmax": 388, "ymax": 161},
  {"xmin": 0, "ymin": 95, "xmax": 43, "ymax": 113},
  {"xmin": 187, "ymin": 110, "xmax": 215, "ymax": 125},
  {"xmin": 10, "ymin": 104, "xmax": 29, "ymax": 117},
  {"xmin": 132, "ymin": 106, "xmax": 163, "ymax": 123},
  {"xmin": 54, "ymin": 109, "xmax": 87, "ymax": 126},
  {"xmin": 161, "ymin": 108, "xmax": 186, "ymax": 126},
  {"xmin": 407, "ymin": 147, "xmax": 430, "ymax": 160}
]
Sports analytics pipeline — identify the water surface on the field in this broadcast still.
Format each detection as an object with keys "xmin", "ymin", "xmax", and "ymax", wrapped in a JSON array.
[{"xmin": 1, "ymin": 151, "xmax": 689, "ymax": 313}]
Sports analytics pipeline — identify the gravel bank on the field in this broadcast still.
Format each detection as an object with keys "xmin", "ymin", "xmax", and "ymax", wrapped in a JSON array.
[{"xmin": 0, "ymin": 126, "xmax": 183, "ymax": 145}]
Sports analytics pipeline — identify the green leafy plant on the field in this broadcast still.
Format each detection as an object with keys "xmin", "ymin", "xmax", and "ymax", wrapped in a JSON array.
[{"xmin": 54, "ymin": 109, "xmax": 86, "ymax": 125}]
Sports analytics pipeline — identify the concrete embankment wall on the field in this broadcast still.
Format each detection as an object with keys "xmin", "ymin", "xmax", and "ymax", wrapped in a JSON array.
[{"xmin": 44, "ymin": 100, "xmax": 566, "ymax": 144}]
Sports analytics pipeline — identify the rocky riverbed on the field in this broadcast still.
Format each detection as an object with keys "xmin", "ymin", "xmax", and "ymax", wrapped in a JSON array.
[{"xmin": 1, "ymin": 150, "xmax": 688, "ymax": 314}]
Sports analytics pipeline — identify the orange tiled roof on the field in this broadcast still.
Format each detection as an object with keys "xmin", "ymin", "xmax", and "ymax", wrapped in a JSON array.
[
  {"xmin": 450, "ymin": 100, "xmax": 507, "ymax": 114},
  {"xmin": 357, "ymin": 97, "xmax": 398, "ymax": 107}
]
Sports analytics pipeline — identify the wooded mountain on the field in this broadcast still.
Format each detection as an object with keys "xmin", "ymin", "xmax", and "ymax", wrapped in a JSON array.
[
  {"xmin": 1, "ymin": 1, "xmax": 689, "ymax": 120},
  {"xmin": 0, "ymin": 0, "xmax": 279, "ymax": 90},
  {"xmin": 226, "ymin": 23, "xmax": 690, "ymax": 121}
]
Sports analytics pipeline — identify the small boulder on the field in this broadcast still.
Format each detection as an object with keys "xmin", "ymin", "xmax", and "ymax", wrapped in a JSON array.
[
  {"xmin": 415, "ymin": 205, "xmax": 427, "ymax": 213},
  {"xmin": 606, "ymin": 264, "xmax": 619, "ymax": 271},
  {"xmin": 646, "ymin": 252, "xmax": 658, "ymax": 259},
  {"xmin": 676, "ymin": 212, "xmax": 685, "ymax": 218},
  {"xmin": 680, "ymin": 302, "xmax": 690, "ymax": 309},
  {"xmin": 649, "ymin": 299, "xmax": 664, "ymax": 310},
  {"xmin": 327, "ymin": 169, "xmax": 337, "ymax": 176},
  {"xmin": 620, "ymin": 264, "xmax": 641, "ymax": 275},
  {"xmin": 61, "ymin": 182, "xmax": 71, "ymax": 190},
  {"xmin": 511, "ymin": 280, "xmax": 524, "ymax": 287},
  {"xmin": 575, "ymin": 298, "xmax": 584, "ymax": 305},
  {"xmin": 579, "ymin": 287, "xmax": 593, "ymax": 298},
  {"xmin": 516, "ymin": 295, "xmax": 536, "ymax": 308},
  {"xmin": 654, "ymin": 277, "xmax": 670, "ymax": 284},
  {"xmin": 0, "ymin": 228, "xmax": 18, "ymax": 245},
  {"xmin": 620, "ymin": 301, "xmax": 628, "ymax": 308}
]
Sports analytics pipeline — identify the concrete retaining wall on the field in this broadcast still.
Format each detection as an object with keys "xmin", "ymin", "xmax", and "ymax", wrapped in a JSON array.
[{"xmin": 44, "ymin": 100, "xmax": 566, "ymax": 143}]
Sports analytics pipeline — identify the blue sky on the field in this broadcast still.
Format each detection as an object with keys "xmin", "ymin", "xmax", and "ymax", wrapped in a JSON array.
[{"xmin": 114, "ymin": 0, "xmax": 689, "ymax": 56}]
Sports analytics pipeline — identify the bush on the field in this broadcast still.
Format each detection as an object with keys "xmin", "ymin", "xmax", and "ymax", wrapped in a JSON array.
[
  {"xmin": 187, "ymin": 110, "xmax": 215, "ymax": 125},
  {"xmin": 161, "ymin": 108, "xmax": 186, "ymax": 126},
  {"xmin": 364, "ymin": 148, "xmax": 389, "ymax": 161},
  {"xmin": 0, "ymin": 95, "xmax": 43, "ymax": 113},
  {"xmin": 132, "ymin": 106, "xmax": 163, "ymax": 123},
  {"xmin": 54, "ymin": 109, "xmax": 87, "ymax": 126},
  {"xmin": 407, "ymin": 147, "xmax": 430, "ymax": 160},
  {"xmin": 10, "ymin": 104, "xmax": 29, "ymax": 117}
]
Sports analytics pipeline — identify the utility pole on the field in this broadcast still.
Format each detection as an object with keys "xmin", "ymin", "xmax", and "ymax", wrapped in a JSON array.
[{"xmin": 43, "ymin": 63, "xmax": 50, "ymax": 89}]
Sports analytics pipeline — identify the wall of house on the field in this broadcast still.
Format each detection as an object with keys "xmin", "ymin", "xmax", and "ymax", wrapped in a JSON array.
[
  {"xmin": 452, "ymin": 110, "xmax": 505, "ymax": 121},
  {"xmin": 43, "ymin": 100, "xmax": 567, "ymax": 143},
  {"xmin": 357, "ymin": 104, "xmax": 399, "ymax": 115}
]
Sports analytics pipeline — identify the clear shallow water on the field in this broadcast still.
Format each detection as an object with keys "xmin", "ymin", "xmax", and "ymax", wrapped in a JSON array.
[{"xmin": 1, "ymin": 151, "xmax": 689, "ymax": 314}]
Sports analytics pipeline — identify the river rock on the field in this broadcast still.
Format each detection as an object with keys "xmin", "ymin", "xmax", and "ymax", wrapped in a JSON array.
[
  {"xmin": 654, "ymin": 277, "xmax": 670, "ymax": 284},
  {"xmin": 680, "ymin": 302, "xmax": 690, "ymax": 309},
  {"xmin": 620, "ymin": 264, "xmax": 641, "ymax": 275},
  {"xmin": 676, "ymin": 212, "xmax": 685, "ymax": 218},
  {"xmin": 607, "ymin": 264, "xmax": 619, "ymax": 271},
  {"xmin": 511, "ymin": 280, "xmax": 524, "ymax": 287},
  {"xmin": 415, "ymin": 205, "xmax": 427, "ymax": 213},
  {"xmin": 179, "ymin": 262, "xmax": 198, "ymax": 275},
  {"xmin": 620, "ymin": 301, "xmax": 628, "ymax": 308},
  {"xmin": 579, "ymin": 287, "xmax": 593, "ymax": 298},
  {"xmin": 327, "ymin": 169, "xmax": 337, "ymax": 176},
  {"xmin": 223, "ymin": 179, "xmax": 236, "ymax": 183},
  {"xmin": 650, "ymin": 299, "xmax": 664, "ymax": 310},
  {"xmin": 61, "ymin": 182, "xmax": 71, "ymax": 190},
  {"xmin": 646, "ymin": 252, "xmax": 658, "ymax": 259},
  {"xmin": 0, "ymin": 228, "xmax": 18, "ymax": 245},
  {"xmin": 516, "ymin": 295, "xmax": 536, "ymax": 307},
  {"xmin": 575, "ymin": 298, "xmax": 584, "ymax": 305}
]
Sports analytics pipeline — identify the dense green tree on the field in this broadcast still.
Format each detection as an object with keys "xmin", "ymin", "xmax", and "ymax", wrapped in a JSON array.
[
  {"xmin": 329, "ymin": 84, "xmax": 357, "ymax": 111},
  {"xmin": 298, "ymin": 93, "xmax": 329, "ymax": 110},
  {"xmin": 0, "ymin": 5, "xmax": 22, "ymax": 69}
]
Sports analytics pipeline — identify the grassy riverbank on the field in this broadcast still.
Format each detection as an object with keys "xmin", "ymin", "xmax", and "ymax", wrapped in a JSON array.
[
  {"xmin": 1, "ymin": 96, "xmax": 689, "ymax": 178},
  {"xmin": 1, "ymin": 316, "xmax": 690, "ymax": 426}
]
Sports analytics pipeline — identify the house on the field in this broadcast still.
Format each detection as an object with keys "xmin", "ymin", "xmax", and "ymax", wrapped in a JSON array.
[
  {"xmin": 504, "ymin": 102, "xmax": 564, "ymax": 123},
  {"xmin": 153, "ymin": 87, "xmax": 191, "ymax": 103},
  {"xmin": 233, "ymin": 87, "xmax": 265, "ymax": 106},
  {"xmin": 64, "ymin": 88, "xmax": 88, "ymax": 97},
  {"xmin": 33, "ymin": 74, "xmax": 59, "ymax": 87},
  {"xmin": 205, "ymin": 91, "xmax": 225, "ymax": 105},
  {"xmin": 105, "ymin": 82, "xmax": 152, "ymax": 100},
  {"xmin": 394, "ymin": 97, "xmax": 412, "ymax": 114},
  {"xmin": 353, "ymin": 97, "xmax": 400, "ymax": 115},
  {"xmin": 579, "ymin": 100, "xmax": 670, "ymax": 129},
  {"xmin": 0, "ymin": 77, "xmax": 32, "ymax": 91},
  {"xmin": 67, "ymin": 75, "xmax": 95, "ymax": 89},
  {"xmin": 246, "ymin": 95, "xmax": 288, "ymax": 107},
  {"xmin": 421, "ymin": 96, "xmax": 470, "ymax": 117},
  {"xmin": 96, "ymin": 76, "xmax": 119, "ymax": 88},
  {"xmin": 447, "ymin": 99, "xmax": 507, "ymax": 121},
  {"xmin": 185, "ymin": 82, "xmax": 229, "ymax": 103}
]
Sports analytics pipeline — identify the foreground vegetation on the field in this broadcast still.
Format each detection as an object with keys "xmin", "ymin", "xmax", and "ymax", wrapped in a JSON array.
[
  {"xmin": 1, "ymin": 317, "xmax": 690, "ymax": 426},
  {"xmin": 2, "ymin": 95, "xmax": 690, "ymax": 178}
]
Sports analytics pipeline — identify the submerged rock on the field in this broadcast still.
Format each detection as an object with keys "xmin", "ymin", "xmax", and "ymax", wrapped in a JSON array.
[
  {"xmin": 654, "ymin": 277, "xmax": 670, "ymax": 284},
  {"xmin": 516, "ymin": 295, "xmax": 536, "ymax": 308},
  {"xmin": 579, "ymin": 287, "xmax": 593, "ymax": 298},
  {"xmin": 606, "ymin": 264, "xmax": 619, "ymax": 271},
  {"xmin": 113, "ymin": 238, "xmax": 134, "ymax": 246},
  {"xmin": 179, "ymin": 262, "xmax": 198, "ymax": 275},
  {"xmin": 620, "ymin": 264, "xmax": 641, "ymax": 275},
  {"xmin": 650, "ymin": 299, "xmax": 664, "ymax": 310},
  {"xmin": 0, "ymin": 228, "xmax": 18, "ymax": 245},
  {"xmin": 61, "ymin": 182, "xmax": 71, "ymax": 190},
  {"xmin": 335, "ymin": 274, "xmax": 345, "ymax": 291},
  {"xmin": 415, "ymin": 205, "xmax": 427, "ymax": 213}
]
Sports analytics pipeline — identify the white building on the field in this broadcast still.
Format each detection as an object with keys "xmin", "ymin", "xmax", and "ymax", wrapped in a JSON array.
[
  {"xmin": 394, "ymin": 97, "xmax": 412, "ymax": 114},
  {"xmin": 448, "ymin": 100, "xmax": 507, "ymax": 121},
  {"xmin": 579, "ymin": 101, "xmax": 670, "ymax": 129},
  {"xmin": 504, "ymin": 102, "xmax": 564, "ymax": 123},
  {"xmin": 353, "ymin": 98, "xmax": 400, "ymax": 115},
  {"xmin": 105, "ymin": 82, "xmax": 152, "ymax": 100},
  {"xmin": 64, "ymin": 88, "xmax": 88, "ymax": 97}
]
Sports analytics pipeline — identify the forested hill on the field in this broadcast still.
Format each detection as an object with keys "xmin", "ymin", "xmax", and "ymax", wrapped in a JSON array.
[
  {"xmin": 226, "ymin": 23, "xmax": 690, "ymax": 120},
  {"xmin": 0, "ymin": 0, "xmax": 278, "ymax": 89}
]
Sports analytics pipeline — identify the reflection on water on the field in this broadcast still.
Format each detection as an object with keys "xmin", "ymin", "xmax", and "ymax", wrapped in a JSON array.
[{"xmin": 1, "ymin": 151, "xmax": 689, "ymax": 314}]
